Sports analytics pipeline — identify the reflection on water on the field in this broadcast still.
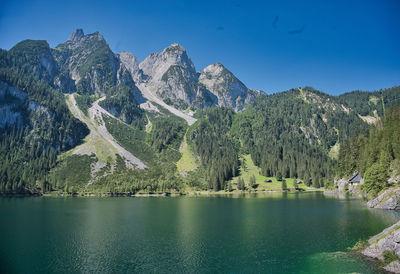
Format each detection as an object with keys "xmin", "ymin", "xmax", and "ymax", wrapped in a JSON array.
[{"xmin": 0, "ymin": 193, "xmax": 399, "ymax": 273}]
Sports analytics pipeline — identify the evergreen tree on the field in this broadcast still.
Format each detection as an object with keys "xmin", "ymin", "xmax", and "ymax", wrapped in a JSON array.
[
  {"xmin": 227, "ymin": 181, "xmax": 233, "ymax": 192},
  {"xmin": 238, "ymin": 177, "xmax": 245, "ymax": 191},
  {"xmin": 276, "ymin": 171, "xmax": 283, "ymax": 181},
  {"xmin": 281, "ymin": 180, "xmax": 287, "ymax": 191},
  {"xmin": 249, "ymin": 175, "xmax": 257, "ymax": 189},
  {"xmin": 336, "ymin": 105, "xmax": 400, "ymax": 197}
]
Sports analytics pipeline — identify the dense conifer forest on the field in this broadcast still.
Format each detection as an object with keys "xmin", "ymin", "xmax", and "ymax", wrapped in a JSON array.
[
  {"xmin": 336, "ymin": 105, "xmax": 400, "ymax": 196},
  {"xmin": 0, "ymin": 45, "xmax": 88, "ymax": 193},
  {"xmin": 188, "ymin": 107, "xmax": 240, "ymax": 191}
]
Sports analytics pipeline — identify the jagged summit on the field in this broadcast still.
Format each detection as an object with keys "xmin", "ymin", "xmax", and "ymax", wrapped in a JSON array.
[
  {"xmin": 8, "ymin": 28, "xmax": 260, "ymax": 111},
  {"xmin": 139, "ymin": 43, "xmax": 196, "ymax": 82},
  {"xmin": 199, "ymin": 63, "xmax": 257, "ymax": 110},
  {"xmin": 163, "ymin": 43, "xmax": 186, "ymax": 53},
  {"xmin": 66, "ymin": 29, "xmax": 105, "ymax": 45},
  {"xmin": 68, "ymin": 29, "xmax": 84, "ymax": 42},
  {"xmin": 201, "ymin": 62, "xmax": 230, "ymax": 75},
  {"xmin": 119, "ymin": 51, "xmax": 139, "ymax": 74},
  {"xmin": 52, "ymin": 28, "xmax": 137, "ymax": 99}
]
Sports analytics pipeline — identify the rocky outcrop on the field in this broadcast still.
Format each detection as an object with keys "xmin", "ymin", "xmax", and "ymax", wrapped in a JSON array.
[
  {"xmin": 198, "ymin": 63, "xmax": 261, "ymax": 110},
  {"xmin": 332, "ymin": 174, "xmax": 364, "ymax": 197},
  {"xmin": 386, "ymin": 261, "xmax": 400, "ymax": 273},
  {"xmin": 138, "ymin": 43, "xmax": 203, "ymax": 109},
  {"xmin": 0, "ymin": 81, "xmax": 27, "ymax": 128},
  {"xmin": 362, "ymin": 220, "xmax": 400, "ymax": 273},
  {"xmin": 367, "ymin": 187, "xmax": 400, "ymax": 210},
  {"xmin": 118, "ymin": 51, "xmax": 147, "ymax": 83},
  {"xmin": 68, "ymin": 28, "xmax": 84, "ymax": 42},
  {"xmin": 137, "ymin": 44, "xmax": 260, "ymax": 110},
  {"xmin": 139, "ymin": 43, "xmax": 196, "ymax": 82},
  {"xmin": 53, "ymin": 29, "xmax": 140, "ymax": 98}
]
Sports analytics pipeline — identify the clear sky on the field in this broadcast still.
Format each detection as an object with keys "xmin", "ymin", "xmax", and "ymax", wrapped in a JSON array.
[{"xmin": 0, "ymin": 0, "xmax": 399, "ymax": 95}]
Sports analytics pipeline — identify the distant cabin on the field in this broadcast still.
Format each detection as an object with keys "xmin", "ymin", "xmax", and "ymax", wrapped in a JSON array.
[{"xmin": 349, "ymin": 172, "xmax": 361, "ymax": 184}]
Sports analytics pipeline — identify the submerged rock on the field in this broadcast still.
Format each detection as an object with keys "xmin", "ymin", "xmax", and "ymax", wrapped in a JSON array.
[{"xmin": 367, "ymin": 187, "xmax": 400, "ymax": 210}]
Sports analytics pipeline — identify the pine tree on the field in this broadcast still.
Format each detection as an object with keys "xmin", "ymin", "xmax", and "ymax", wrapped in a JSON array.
[
  {"xmin": 304, "ymin": 173, "xmax": 311, "ymax": 187},
  {"xmin": 312, "ymin": 175, "xmax": 321, "ymax": 188},
  {"xmin": 281, "ymin": 180, "xmax": 287, "ymax": 191},
  {"xmin": 276, "ymin": 171, "xmax": 283, "ymax": 181},
  {"xmin": 249, "ymin": 175, "xmax": 257, "ymax": 189},
  {"xmin": 227, "ymin": 181, "xmax": 232, "ymax": 192},
  {"xmin": 238, "ymin": 177, "xmax": 245, "ymax": 191}
]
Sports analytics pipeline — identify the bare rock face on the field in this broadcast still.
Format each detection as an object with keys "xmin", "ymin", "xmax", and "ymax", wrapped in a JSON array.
[
  {"xmin": 199, "ymin": 63, "xmax": 260, "ymax": 110},
  {"xmin": 0, "ymin": 81, "xmax": 27, "ymax": 128},
  {"xmin": 138, "ymin": 45, "xmax": 260, "ymax": 110},
  {"xmin": 385, "ymin": 261, "xmax": 400, "ymax": 273},
  {"xmin": 118, "ymin": 51, "xmax": 143, "ymax": 82},
  {"xmin": 138, "ymin": 43, "xmax": 202, "ymax": 109},
  {"xmin": 336, "ymin": 177, "xmax": 349, "ymax": 192},
  {"xmin": 362, "ymin": 220, "xmax": 400, "ymax": 273},
  {"xmin": 139, "ymin": 43, "xmax": 196, "ymax": 81},
  {"xmin": 67, "ymin": 28, "xmax": 84, "ymax": 42},
  {"xmin": 53, "ymin": 29, "xmax": 139, "ymax": 97},
  {"xmin": 367, "ymin": 187, "xmax": 400, "ymax": 210}
]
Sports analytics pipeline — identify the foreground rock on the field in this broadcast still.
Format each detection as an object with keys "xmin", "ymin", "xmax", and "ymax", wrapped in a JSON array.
[
  {"xmin": 367, "ymin": 187, "xmax": 400, "ymax": 210},
  {"xmin": 362, "ymin": 220, "xmax": 400, "ymax": 273}
]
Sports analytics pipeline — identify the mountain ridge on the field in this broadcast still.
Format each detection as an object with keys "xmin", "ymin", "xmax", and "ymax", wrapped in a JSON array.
[{"xmin": 1, "ymin": 28, "xmax": 400, "ymax": 195}]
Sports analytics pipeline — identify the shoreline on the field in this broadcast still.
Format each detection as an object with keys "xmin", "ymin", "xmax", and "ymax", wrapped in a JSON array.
[
  {"xmin": 333, "ymin": 186, "xmax": 400, "ymax": 273},
  {"xmin": 0, "ymin": 189, "xmax": 325, "ymax": 198}
]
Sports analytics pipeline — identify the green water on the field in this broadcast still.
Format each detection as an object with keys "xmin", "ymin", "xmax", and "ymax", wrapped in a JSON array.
[{"xmin": 0, "ymin": 192, "xmax": 399, "ymax": 273}]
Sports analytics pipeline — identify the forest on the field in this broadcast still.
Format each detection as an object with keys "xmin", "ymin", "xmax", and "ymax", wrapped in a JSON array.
[
  {"xmin": 1, "ymin": 39, "xmax": 400, "ymax": 195},
  {"xmin": 0, "ymin": 45, "xmax": 88, "ymax": 193},
  {"xmin": 336, "ymin": 105, "xmax": 400, "ymax": 197}
]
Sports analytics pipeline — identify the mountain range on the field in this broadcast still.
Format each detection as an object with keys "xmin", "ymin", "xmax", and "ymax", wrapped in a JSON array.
[{"xmin": 0, "ymin": 29, "xmax": 399, "ymax": 194}]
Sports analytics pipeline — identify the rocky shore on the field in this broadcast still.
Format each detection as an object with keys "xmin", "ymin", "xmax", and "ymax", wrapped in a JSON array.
[
  {"xmin": 367, "ymin": 187, "xmax": 400, "ymax": 210},
  {"xmin": 326, "ymin": 173, "xmax": 400, "ymax": 272},
  {"xmin": 362, "ymin": 220, "xmax": 400, "ymax": 273}
]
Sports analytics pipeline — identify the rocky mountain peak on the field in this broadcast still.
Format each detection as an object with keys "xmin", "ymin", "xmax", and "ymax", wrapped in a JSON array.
[
  {"xmin": 90, "ymin": 31, "xmax": 105, "ymax": 41},
  {"xmin": 68, "ymin": 29, "xmax": 84, "ymax": 42},
  {"xmin": 139, "ymin": 43, "xmax": 196, "ymax": 82},
  {"xmin": 119, "ymin": 52, "xmax": 139, "ymax": 75},
  {"xmin": 199, "ymin": 63, "xmax": 259, "ymax": 110},
  {"xmin": 201, "ymin": 63, "xmax": 230, "ymax": 77},
  {"xmin": 161, "ymin": 43, "xmax": 195, "ymax": 72},
  {"xmin": 200, "ymin": 63, "xmax": 239, "ymax": 84},
  {"xmin": 163, "ymin": 43, "xmax": 185, "ymax": 54}
]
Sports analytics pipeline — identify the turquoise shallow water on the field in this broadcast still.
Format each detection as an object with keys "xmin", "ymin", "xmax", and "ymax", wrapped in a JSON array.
[{"xmin": 0, "ymin": 192, "xmax": 399, "ymax": 273}]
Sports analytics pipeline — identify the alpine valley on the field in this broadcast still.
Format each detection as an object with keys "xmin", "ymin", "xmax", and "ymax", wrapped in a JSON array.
[{"xmin": 1, "ymin": 28, "xmax": 400, "ymax": 198}]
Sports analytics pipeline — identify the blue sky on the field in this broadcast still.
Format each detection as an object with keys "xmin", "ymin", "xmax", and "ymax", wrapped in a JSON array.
[{"xmin": 0, "ymin": 0, "xmax": 399, "ymax": 94}]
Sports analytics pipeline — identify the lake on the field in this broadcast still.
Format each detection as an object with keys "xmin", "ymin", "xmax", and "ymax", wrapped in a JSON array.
[{"xmin": 0, "ymin": 192, "xmax": 399, "ymax": 273}]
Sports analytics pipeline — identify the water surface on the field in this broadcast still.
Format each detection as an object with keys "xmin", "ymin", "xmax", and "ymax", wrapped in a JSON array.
[{"xmin": 0, "ymin": 192, "xmax": 399, "ymax": 273}]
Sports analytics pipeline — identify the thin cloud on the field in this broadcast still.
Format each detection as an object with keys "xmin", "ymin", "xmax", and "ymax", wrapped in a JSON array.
[
  {"xmin": 272, "ymin": 16, "xmax": 279, "ymax": 29},
  {"xmin": 288, "ymin": 25, "xmax": 305, "ymax": 35}
]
